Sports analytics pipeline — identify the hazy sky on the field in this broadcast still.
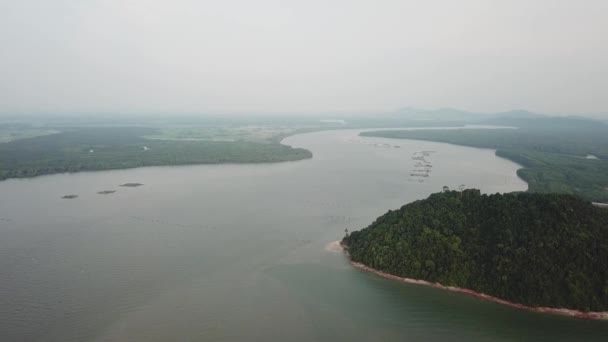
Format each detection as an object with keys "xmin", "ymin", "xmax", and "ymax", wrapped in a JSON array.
[{"xmin": 1, "ymin": 0, "xmax": 607, "ymax": 115}]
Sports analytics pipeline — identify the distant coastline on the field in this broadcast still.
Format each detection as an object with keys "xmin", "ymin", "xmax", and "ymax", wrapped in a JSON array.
[
  {"xmin": 0, "ymin": 126, "xmax": 313, "ymax": 183},
  {"xmin": 360, "ymin": 119, "xmax": 608, "ymax": 203},
  {"xmin": 338, "ymin": 241, "xmax": 608, "ymax": 321}
]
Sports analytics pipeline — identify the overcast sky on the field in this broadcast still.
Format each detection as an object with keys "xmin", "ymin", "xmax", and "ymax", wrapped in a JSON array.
[{"xmin": 1, "ymin": 0, "xmax": 607, "ymax": 115}]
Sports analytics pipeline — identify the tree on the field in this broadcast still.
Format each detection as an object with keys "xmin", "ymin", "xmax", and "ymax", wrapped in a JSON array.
[{"xmin": 342, "ymin": 190, "xmax": 608, "ymax": 311}]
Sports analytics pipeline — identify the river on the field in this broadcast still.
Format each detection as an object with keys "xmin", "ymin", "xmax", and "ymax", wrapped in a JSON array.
[{"xmin": 0, "ymin": 129, "xmax": 607, "ymax": 341}]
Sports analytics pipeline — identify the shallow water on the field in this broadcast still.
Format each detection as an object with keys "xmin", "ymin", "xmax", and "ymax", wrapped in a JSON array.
[{"xmin": 1, "ymin": 129, "xmax": 607, "ymax": 341}]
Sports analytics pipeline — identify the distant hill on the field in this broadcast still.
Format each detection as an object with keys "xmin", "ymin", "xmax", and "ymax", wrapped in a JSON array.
[
  {"xmin": 342, "ymin": 190, "xmax": 608, "ymax": 312},
  {"xmin": 391, "ymin": 107, "xmax": 545, "ymax": 122},
  {"xmin": 392, "ymin": 107, "xmax": 486, "ymax": 121},
  {"xmin": 491, "ymin": 109, "xmax": 545, "ymax": 119},
  {"xmin": 480, "ymin": 113, "xmax": 606, "ymax": 131},
  {"xmin": 391, "ymin": 107, "xmax": 604, "ymax": 127}
]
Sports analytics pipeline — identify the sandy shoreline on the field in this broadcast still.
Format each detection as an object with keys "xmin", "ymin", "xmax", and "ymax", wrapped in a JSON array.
[
  {"xmin": 324, "ymin": 240, "xmax": 344, "ymax": 252},
  {"xmin": 334, "ymin": 241, "xmax": 608, "ymax": 320}
]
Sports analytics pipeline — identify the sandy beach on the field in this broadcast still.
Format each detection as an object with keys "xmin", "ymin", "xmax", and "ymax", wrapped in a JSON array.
[{"xmin": 324, "ymin": 240, "xmax": 344, "ymax": 252}]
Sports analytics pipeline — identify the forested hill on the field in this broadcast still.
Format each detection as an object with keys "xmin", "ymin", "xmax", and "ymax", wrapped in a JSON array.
[{"xmin": 342, "ymin": 190, "xmax": 608, "ymax": 311}]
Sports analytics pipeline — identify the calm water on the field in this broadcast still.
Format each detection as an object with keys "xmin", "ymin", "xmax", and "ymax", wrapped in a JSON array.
[{"xmin": 1, "ymin": 129, "xmax": 607, "ymax": 341}]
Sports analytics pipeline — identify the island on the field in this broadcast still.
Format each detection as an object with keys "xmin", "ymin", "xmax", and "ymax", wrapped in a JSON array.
[
  {"xmin": 61, "ymin": 195, "xmax": 78, "ymax": 199},
  {"xmin": 97, "ymin": 190, "xmax": 117, "ymax": 194},
  {"xmin": 342, "ymin": 189, "xmax": 608, "ymax": 319}
]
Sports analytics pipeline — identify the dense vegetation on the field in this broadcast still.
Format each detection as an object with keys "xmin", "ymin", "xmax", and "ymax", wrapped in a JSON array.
[
  {"xmin": 0, "ymin": 124, "xmax": 58, "ymax": 143},
  {"xmin": 343, "ymin": 190, "xmax": 608, "ymax": 311},
  {"xmin": 361, "ymin": 116, "xmax": 608, "ymax": 202},
  {"xmin": 0, "ymin": 127, "xmax": 311, "ymax": 180}
]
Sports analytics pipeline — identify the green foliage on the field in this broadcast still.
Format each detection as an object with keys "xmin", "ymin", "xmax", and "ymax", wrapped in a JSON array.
[
  {"xmin": 0, "ymin": 127, "xmax": 312, "ymax": 180},
  {"xmin": 361, "ymin": 117, "xmax": 608, "ymax": 202},
  {"xmin": 343, "ymin": 190, "xmax": 608, "ymax": 311}
]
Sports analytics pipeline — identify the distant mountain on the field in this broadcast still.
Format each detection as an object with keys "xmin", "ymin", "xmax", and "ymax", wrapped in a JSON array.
[
  {"xmin": 392, "ymin": 107, "xmax": 486, "ymax": 121},
  {"xmin": 392, "ymin": 108, "xmax": 548, "ymax": 123},
  {"xmin": 392, "ymin": 107, "xmax": 604, "ymax": 129},
  {"xmin": 491, "ymin": 109, "xmax": 545, "ymax": 119},
  {"xmin": 390, "ymin": 108, "xmax": 605, "ymax": 126},
  {"xmin": 481, "ymin": 113, "xmax": 606, "ymax": 131}
]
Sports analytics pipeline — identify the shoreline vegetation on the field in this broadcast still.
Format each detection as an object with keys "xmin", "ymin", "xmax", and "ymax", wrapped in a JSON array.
[
  {"xmin": 361, "ymin": 116, "xmax": 608, "ymax": 202},
  {"xmin": 341, "ymin": 190, "xmax": 608, "ymax": 319},
  {"xmin": 0, "ymin": 126, "xmax": 313, "ymax": 182},
  {"xmin": 334, "ymin": 240, "xmax": 608, "ymax": 320},
  {"xmin": 338, "ymin": 240, "xmax": 608, "ymax": 320}
]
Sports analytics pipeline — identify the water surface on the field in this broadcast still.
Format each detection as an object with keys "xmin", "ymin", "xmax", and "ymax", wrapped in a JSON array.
[{"xmin": 1, "ymin": 129, "xmax": 607, "ymax": 341}]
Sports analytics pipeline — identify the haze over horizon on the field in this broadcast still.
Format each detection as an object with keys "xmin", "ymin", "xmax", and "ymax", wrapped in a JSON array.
[{"xmin": 1, "ymin": 1, "xmax": 607, "ymax": 116}]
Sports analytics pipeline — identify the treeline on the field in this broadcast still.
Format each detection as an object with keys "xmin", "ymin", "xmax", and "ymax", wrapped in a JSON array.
[
  {"xmin": 361, "ymin": 116, "xmax": 608, "ymax": 202},
  {"xmin": 0, "ymin": 127, "xmax": 312, "ymax": 180},
  {"xmin": 343, "ymin": 189, "xmax": 608, "ymax": 311}
]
